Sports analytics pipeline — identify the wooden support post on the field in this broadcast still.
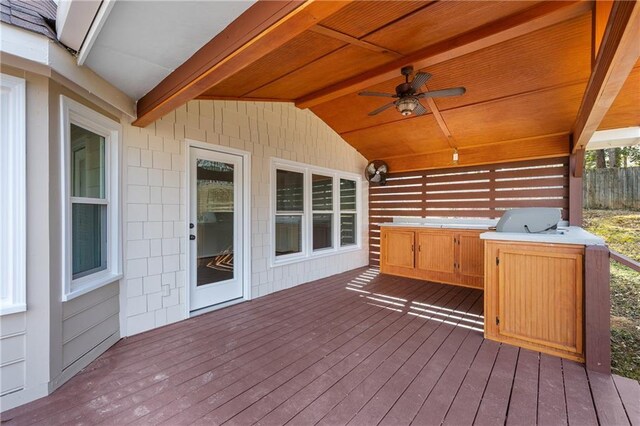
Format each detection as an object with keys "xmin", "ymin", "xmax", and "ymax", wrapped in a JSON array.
[
  {"xmin": 569, "ymin": 149, "xmax": 585, "ymax": 226},
  {"xmin": 584, "ymin": 245, "xmax": 611, "ymax": 374}
]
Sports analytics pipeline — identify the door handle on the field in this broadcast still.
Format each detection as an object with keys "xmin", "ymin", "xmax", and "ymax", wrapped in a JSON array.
[{"xmin": 190, "ymin": 235, "xmax": 196, "ymax": 241}]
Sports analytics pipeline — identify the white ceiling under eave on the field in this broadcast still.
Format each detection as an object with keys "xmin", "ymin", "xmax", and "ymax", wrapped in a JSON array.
[
  {"xmin": 83, "ymin": 0, "xmax": 255, "ymax": 101},
  {"xmin": 587, "ymin": 127, "xmax": 640, "ymax": 150}
]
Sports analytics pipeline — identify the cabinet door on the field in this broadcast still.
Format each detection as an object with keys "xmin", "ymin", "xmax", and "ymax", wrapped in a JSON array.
[
  {"xmin": 417, "ymin": 231, "xmax": 455, "ymax": 273},
  {"xmin": 497, "ymin": 249, "xmax": 583, "ymax": 355},
  {"xmin": 384, "ymin": 230, "xmax": 415, "ymax": 268},
  {"xmin": 458, "ymin": 233, "xmax": 484, "ymax": 278}
]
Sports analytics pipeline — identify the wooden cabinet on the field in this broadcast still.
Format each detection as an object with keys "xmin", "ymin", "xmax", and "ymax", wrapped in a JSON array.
[
  {"xmin": 380, "ymin": 227, "xmax": 484, "ymax": 289},
  {"xmin": 417, "ymin": 230, "xmax": 455, "ymax": 274},
  {"xmin": 383, "ymin": 229, "xmax": 415, "ymax": 272},
  {"xmin": 484, "ymin": 241, "xmax": 584, "ymax": 362}
]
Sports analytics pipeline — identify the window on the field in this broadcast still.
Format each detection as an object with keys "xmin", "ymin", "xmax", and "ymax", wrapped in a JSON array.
[
  {"xmin": 340, "ymin": 178, "xmax": 357, "ymax": 246},
  {"xmin": 0, "ymin": 74, "xmax": 26, "ymax": 315},
  {"xmin": 272, "ymin": 159, "xmax": 361, "ymax": 265},
  {"xmin": 275, "ymin": 169, "xmax": 304, "ymax": 256},
  {"xmin": 312, "ymin": 174, "xmax": 333, "ymax": 250},
  {"xmin": 61, "ymin": 96, "xmax": 121, "ymax": 300}
]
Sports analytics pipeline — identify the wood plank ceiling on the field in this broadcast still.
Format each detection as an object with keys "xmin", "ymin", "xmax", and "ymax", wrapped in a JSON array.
[{"xmin": 136, "ymin": 0, "xmax": 640, "ymax": 172}]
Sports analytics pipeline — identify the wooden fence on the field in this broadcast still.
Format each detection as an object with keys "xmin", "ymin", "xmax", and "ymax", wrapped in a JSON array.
[
  {"xmin": 583, "ymin": 167, "xmax": 640, "ymax": 210},
  {"xmin": 369, "ymin": 157, "xmax": 570, "ymax": 267}
]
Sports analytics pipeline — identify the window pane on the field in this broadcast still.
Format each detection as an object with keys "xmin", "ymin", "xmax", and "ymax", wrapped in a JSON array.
[
  {"xmin": 313, "ymin": 214, "xmax": 332, "ymax": 250},
  {"xmin": 71, "ymin": 123, "xmax": 105, "ymax": 198},
  {"xmin": 312, "ymin": 174, "xmax": 333, "ymax": 211},
  {"xmin": 72, "ymin": 203, "xmax": 107, "ymax": 279},
  {"xmin": 340, "ymin": 179, "xmax": 356, "ymax": 210},
  {"xmin": 276, "ymin": 169, "xmax": 303, "ymax": 212},
  {"xmin": 340, "ymin": 213, "xmax": 356, "ymax": 246},
  {"xmin": 275, "ymin": 215, "xmax": 302, "ymax": 256}
]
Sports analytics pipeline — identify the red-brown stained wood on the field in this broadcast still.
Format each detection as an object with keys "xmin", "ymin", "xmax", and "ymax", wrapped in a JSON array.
[
  {"xmin": 589, "ymin": 370, "xmax": 632, "ymax": 426},
  {"xmin": 411, "ymin": 331, "xmax": 485, "ymax": 425},
  {"xmin": 473, "ymin": 344, "xmax": 519, "ymax": 426},
  {"xmin": 610, "ymin": 249, "xmax": 640, "ymax": 272},
  {"xmin": 537, "ymin": 354, "xmax": 568, "ymax": 425},
  {"xmin": 562, "ymin": 359, "xmax": 599, "ymax": 426},
  {"xmin": 569, "ymin": 149, "xmax": 585, "ymax": 225},
  {"xmin": 2, "ymin": 269, "xmax": 636, "ymax": 426},
  {"xmin": 368, "ymin": 157, "xmax": 570, "ymax": 267},
  {"xmin": 584, "ymin": 244, "xmax": 611, "ymax": 373},
  {"xmin": 613, "ymin": 374, "xmax": 640, "ymax": 425},
  {"xmin": 505, "ymin": 349, "xmax": 540, "ymax": 425}
]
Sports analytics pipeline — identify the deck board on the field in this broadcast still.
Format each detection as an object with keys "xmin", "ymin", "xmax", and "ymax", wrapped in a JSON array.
[
  {"xmin": 473, "ymin": 343, "xmax": 519, "ymax": 426},
  {"xmin": 613, "ymin": 374, "xmax": 640, "ymax": 426},
  {"xmin": 537, "ymin": 354, "xmax": 568, "ymax": 425},
  {"xmin": 562, "ymin": 359, "xmax": 599, "ymax": 426},
  {"xmin": 1, "ymin": 266, "xmax": 637, "ymax": 426},
  {"xmin": 589, "ymin": 370, "xmax": 632, "ymax": 426},
  {"xmin": 505, "ymin": 349, "xmax": 539, "ymax": 426}
]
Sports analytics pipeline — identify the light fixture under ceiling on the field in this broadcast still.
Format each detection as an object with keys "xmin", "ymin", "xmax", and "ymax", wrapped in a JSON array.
[
  {"xmin": 396, "ymin": 97, "xmax": 419, "ymax": 116},
  {"xmin": 358, "ymin": 66, "xmax": 466, "ymax": 117}
]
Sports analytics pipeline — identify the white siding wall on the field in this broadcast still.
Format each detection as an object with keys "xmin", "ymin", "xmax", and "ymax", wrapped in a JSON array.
[
  {"xmin": 0, "ymin": 69, "xmax": 51, "ymax": 411},
  {"xmin": 61, "ymin": 282, "xmax": 119, "ymax": 369},
  {"xmin": 122, "ymin": 100, "xmax": 369, "ymax": 336}
]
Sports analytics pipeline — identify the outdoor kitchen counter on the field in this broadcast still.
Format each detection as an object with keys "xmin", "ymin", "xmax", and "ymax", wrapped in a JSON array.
[
  {"xmin": 380, "ymin": 218, "xmax": 498, "ymax": 230},
  {"xmin": 480, "ymin": 226, "xmax": 605, "ymax": 246}
]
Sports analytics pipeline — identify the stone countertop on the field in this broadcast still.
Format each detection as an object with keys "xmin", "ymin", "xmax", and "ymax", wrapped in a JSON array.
[
  {"xmin": 379, "ymin": 217, "xmax": 498, "ymax": 230},
  {"xmin": 480, "ymin": 226, "xmax": 606, "ymax": 246}
]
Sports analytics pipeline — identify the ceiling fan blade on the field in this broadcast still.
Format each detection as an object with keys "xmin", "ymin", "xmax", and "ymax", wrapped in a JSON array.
[
  {"xmin": 370, "ymin": 173, "xmax": 381, "ymax": 183},
  {"xmin": 358, "ymin": 91, "xmax": 397, "ymax": 98},
  {"xmin": 410, "ymin": 71, "xmax": 432, "ymax": 91},
  {"xmin": 368, "ymin": 102, "xmax": 396, "ymax": 116},
  {"xmin": 418, "ymin": 87, "xmax": 466, "ymax": 99},
  {"xmin": 413, "ymin": 101, "xmax": 427, "ymax": 116},
  {"xmin": 367, "ymin": 162, "xmax": 377, "ymax": 175},
  {"xmin": 378, "ymin": 164, "xmax": 388, "ymax": 174}
]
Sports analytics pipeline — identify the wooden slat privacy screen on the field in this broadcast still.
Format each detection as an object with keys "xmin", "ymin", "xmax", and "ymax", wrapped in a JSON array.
[{"xmin": 369, "ymin": 157, "xmax": 570, "ymax": 266}]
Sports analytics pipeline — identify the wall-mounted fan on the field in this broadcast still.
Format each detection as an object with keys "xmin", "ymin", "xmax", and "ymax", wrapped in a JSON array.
[
  {"xmin": 359, "ymin": 65, "xmax": 466, "ymax": 116},
  {"xmin": 365, "ymin": 160, "xmax": 388, "ymax": 186}
]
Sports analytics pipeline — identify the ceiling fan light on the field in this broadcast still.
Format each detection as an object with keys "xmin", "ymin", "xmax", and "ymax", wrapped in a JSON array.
[{"xmin": 396, "ymin": 97, "xmax": 418, "ymax": 116}]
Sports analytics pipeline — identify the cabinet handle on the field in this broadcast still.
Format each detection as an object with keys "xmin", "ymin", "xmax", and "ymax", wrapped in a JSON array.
[{"xmin": 411, "ymin": 244, "xmax": 414, "ymax": 252}]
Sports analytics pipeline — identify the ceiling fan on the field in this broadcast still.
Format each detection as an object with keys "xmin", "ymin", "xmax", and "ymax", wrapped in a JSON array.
[{"xmin": 359, "ymin": 66, "xmax": 466, "ymax": 117}]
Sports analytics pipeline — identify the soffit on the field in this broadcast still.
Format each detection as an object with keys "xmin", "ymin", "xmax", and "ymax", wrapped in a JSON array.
[{"xmin": 83, "ymin": 0, "xmax": 256, "ymax": 100}]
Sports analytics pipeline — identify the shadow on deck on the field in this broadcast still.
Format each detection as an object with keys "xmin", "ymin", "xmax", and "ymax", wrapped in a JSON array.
[{"xmin": 2, "ymin": 267, "xmax": 639, "ymax": 425}]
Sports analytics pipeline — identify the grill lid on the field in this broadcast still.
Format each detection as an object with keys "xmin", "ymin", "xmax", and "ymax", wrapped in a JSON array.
[{"xmin": 496, "ymin": 208, "xmax": 561, "ymax": 233}]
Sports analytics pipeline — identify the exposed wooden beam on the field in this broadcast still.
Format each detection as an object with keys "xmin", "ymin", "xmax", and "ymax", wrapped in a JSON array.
[
  {"xmin": 195, "ymin": 95, "xmax": 292, "ymax": 103},
  {"xmin": 424, "ymin": 98, "xmax": 453, "ymax": 139},
  {"xmin": 338, "ymin": 79, "xmax": 587, "ymax": 138},
  {"xmin": 134, "ymin": 0, "xmax": 353, "ymax": 127},
  {"xmin": 593, "ymin": 0, "xmax": 614, "ymax": 64},
  {"xmin": 296, "ymin": 1, "xmax": 592, "ymax": 109},
  {"xmin": 382, "ymin": 133, "xmax": 571, "ymax": 173},
  {"xmin": 309, "ymin": 25, "xmax": 403, "ymax": 58},
  {"xmin": 572, "ymin": 0, "xmax": 640, "ymax": 152}
]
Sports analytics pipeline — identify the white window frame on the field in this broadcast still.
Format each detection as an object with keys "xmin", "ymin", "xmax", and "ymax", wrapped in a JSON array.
[
  {"xmin": 270, "ymin": 158, "xmax": 361, "ymax": 267},
  {"xmin": 0, "ymin": 74, "xmax": 26, "ymax": 315},
  {"xmin": 339, "ymin": 177, "xmax": 359, "ymax": 248},
  {"xmin": 60, "ymin": 96, "xmax": 122, "ymax": 301}
]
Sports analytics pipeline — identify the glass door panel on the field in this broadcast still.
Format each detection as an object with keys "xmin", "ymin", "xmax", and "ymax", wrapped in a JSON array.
[{"xmin": 196, "ymin": 159, "xmax": 235, "ymax": 286}]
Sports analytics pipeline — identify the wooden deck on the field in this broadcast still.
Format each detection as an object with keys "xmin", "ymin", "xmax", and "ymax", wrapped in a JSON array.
[{"xmin": 3, "ymin": 267, "xmax": 639, "ymax": 425}]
